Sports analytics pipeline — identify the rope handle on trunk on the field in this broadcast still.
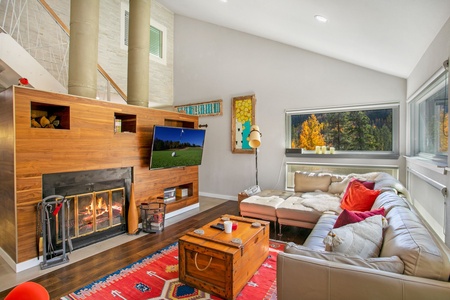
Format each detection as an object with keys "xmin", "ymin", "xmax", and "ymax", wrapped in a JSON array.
[{"xmin": 194, "ymin": 253, "xmax": 213, "ymax": 271}]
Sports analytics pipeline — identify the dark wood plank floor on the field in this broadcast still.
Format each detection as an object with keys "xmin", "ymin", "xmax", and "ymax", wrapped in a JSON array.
[{"xmin": 0, "ymin": 200, "xmax": 310, "ymax": 299}]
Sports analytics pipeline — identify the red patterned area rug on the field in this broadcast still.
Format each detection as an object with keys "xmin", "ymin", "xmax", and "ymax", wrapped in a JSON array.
[{"xmin": 61, "ymin": 240, "xmax": 285, "ymax": 300}]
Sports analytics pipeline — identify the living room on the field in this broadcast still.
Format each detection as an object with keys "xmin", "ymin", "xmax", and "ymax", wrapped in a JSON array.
[{"xmin": 0, "ymin": 0, "xmax": 450, "ymax": 299}]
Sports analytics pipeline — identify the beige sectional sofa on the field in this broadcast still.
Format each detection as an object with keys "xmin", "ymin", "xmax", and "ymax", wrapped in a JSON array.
[{"xmin": 240, "ymin": 171, "xmax": 450, "ymax": 299}]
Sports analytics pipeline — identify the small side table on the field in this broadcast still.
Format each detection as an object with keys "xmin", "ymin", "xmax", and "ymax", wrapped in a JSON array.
[{"xmin": 237, "ymin": 192, "xmax": 249, "ymax": 213}]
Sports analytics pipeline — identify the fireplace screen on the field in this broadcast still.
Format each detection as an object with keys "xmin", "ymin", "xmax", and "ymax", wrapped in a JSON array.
[{"xmin": 57, "ymin": 188, "xmax": 125, "ymax": 243}]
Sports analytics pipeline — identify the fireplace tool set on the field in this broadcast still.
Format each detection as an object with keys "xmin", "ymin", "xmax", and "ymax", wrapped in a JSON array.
[{"xmin": 37, "ymin": 195, "xmax": 72, "ymax": 269}]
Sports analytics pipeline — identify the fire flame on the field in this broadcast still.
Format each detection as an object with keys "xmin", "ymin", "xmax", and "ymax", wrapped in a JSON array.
[{"xmin": 96, "ymin": 196, "xmax": 109, "ymax": 213}]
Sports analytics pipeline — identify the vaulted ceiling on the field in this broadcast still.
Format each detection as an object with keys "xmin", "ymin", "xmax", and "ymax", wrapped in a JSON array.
[{"xmin": 157, "ymin": 0, "xmax": 450, "ymax": 78}]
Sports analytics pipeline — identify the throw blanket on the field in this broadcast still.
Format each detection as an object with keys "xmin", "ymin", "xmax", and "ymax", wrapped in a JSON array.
[{"xmin": 300, "ymin": 192, "xmax": 342, "ymax": 213}]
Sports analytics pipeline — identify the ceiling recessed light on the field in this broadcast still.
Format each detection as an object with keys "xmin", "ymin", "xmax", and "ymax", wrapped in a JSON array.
[
  {"xmin": 220, "ymin": 0, "xmax": 228, "ymax": 3},
  {"xmin": 314, "ymin": 15, "xmax": 328, "ymax": 23}
]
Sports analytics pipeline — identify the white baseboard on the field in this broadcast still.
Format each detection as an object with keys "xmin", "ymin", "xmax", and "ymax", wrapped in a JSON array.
[
  {"xmin": 0, "ymin": 247, "xmax": 42, "ymax": 273},
  {"xmin": 165, "ymin": 203, "xmax": 199, "ymax": 219},
  {"xmin": 199, "ymin": 191, "xmax": 237, "ymax": 201}
]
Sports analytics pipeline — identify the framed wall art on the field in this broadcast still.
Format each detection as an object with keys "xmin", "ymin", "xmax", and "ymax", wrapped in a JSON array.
[
  {"xmin": 231, "ymin": 94, "xmax": 256, "ymax": 153},
  {"xmin": 174, "ymin": 99, "xmax": 223, "ymax": 117}
]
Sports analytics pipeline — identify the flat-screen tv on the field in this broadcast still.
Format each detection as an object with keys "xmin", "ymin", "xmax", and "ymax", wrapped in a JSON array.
[{"xmin": 149, "ymin": 125, "xmax": 206, "ymax": 170}]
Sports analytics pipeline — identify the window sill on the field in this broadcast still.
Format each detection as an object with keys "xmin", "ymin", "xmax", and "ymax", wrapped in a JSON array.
[
  {"xmin": 404, "ymin": 156, "xmax": 447, "ymax": 174},
  {"xmin": 286, "ymin": 149, "xmax": 399, "ymax": 160}
]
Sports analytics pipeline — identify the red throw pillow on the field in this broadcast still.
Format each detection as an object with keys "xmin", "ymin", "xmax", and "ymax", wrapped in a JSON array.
[
  {"xmin": 340, "ymin": 180, "xmax": 380, "ymax": 211},
  {"xmin": 334, "ymin": 207, "xmax": 385, "ymax": 228},
  {"xmin": 356, "ymin": 179, "xmax": 375, "ymax": 190},
  {"xmin": 341, "ymin": 178, "xmax": 375, "ymax": 199}
]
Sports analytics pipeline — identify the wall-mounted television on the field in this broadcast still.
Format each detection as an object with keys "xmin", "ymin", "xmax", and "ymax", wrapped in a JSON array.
[{"xmin": 149, "ymin": 125, "xmax": 206, "ymax": 170}]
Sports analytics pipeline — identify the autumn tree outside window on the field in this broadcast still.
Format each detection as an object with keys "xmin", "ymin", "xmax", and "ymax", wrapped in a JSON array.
[{"xmin": 285, "ymin": 103, "xmax": 399, "ymax": 157}]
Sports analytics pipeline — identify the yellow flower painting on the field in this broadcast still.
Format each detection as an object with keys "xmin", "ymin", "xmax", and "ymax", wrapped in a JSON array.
[{"xmin": 232, "ymin": 95, "xmax": 256, "ymax": 153}]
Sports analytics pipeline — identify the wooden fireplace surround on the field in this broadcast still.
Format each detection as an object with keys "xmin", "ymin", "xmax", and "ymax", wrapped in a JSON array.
[{"xmin": 0, "ymin": 86, "xmax": 199, "ymax": 266}]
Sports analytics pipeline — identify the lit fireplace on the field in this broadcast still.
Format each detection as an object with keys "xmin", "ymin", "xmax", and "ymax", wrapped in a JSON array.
[
  {"xmin": 56, "ymin": 188, "xmax": 125, "ymax": 244},
  {"xmin": 43, "ymin": 168, "xmax": 132, "ymax": 250}
]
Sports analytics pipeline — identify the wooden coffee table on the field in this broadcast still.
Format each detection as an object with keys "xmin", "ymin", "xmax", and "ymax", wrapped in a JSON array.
[{"xmin": 178, "ymin": 214, "xmax": 270, "ymax": 300}]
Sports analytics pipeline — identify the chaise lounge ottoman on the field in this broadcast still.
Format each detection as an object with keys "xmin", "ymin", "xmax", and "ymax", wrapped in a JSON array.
[{"xmin": 239, "ymin": 190, "xmax": 293, "ymax": 232}]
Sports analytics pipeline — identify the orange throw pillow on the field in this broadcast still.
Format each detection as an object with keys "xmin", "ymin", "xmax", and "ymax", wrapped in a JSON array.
[{"xmin": 340, "ymin": 180, "xmax": 380, "ymax": 211}]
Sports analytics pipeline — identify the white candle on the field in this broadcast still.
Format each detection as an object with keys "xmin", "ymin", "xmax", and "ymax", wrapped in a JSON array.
[
  {"xmin": 330, "ymin": 147, "xmax": 335, "ymax": 154},
  {"xmin": 315, "ymin": 146, "xmax": 321, "ymax": 154},
  {"xmin": 321, "ymin": 146, "xmax": 327, "ymax": 154}
]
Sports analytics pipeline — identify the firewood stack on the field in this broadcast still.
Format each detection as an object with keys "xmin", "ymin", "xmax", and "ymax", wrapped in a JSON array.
[{"xmin": 31, "ymin": 114, "xmax": 60, "ymax": 128}]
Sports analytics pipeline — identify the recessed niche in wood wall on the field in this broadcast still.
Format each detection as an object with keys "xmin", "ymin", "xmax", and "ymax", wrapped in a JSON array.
[
  {"xmin": 31, "ymin": 101, "xmax": 70, "ymax": 129},
  {"xmin": 164, "ymin": 119, "xmax": 195, "ymax": 128},
  {"xmin": 114, "ymin": 112, "xmax": 137, "ymax": 133}
]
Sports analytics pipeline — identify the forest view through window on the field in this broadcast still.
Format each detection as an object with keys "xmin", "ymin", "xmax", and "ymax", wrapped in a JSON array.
[{"xmin": 287, "ymin": 105, "xmax": 398, "ymax": 153}]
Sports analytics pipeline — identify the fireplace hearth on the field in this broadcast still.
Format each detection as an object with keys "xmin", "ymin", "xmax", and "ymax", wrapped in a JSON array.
[{"xmin": 42, "ymin": 168, "xmax": 132, "ymax": 250}]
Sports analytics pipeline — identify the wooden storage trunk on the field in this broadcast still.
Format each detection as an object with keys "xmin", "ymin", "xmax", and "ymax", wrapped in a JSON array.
[{"xmin": 179, "ymin": 215, "xmax": 270, "ymax": 300}]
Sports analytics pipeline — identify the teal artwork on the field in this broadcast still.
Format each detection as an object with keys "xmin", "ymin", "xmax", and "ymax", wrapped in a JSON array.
[{"xmin": 175, "ymin": 100, "xmax": 223, "ymax": 117}]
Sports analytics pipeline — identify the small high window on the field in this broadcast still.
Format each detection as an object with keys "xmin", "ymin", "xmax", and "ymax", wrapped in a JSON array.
[{"xmin": 120, "ymin": 3, "xmax": 167, "ymax": 65}]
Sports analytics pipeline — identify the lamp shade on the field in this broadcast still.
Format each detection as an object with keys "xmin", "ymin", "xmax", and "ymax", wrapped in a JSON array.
[{"xmin": 249, "ymin": 125, "xmax": 261, "ymax": 148}]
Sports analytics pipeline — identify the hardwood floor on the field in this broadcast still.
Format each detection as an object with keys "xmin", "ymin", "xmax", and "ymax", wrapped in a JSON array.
[{"xmin": 0, "ymin": 200, "xmax": 310, "ymax": 299}]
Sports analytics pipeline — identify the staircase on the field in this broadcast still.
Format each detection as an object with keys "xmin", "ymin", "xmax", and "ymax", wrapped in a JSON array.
[
  {"xmin": 0, "ymin": 0, "xmax": 127, "ymax": 103},
  {"xmin": 0, "ymin": 31, "xmax": 66, "ymax": 93}
]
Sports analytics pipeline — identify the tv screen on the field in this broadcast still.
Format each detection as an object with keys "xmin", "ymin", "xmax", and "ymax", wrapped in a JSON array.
[{"xmin": 149, "ymin": 125, "xmax": 206, "ymax": 170}]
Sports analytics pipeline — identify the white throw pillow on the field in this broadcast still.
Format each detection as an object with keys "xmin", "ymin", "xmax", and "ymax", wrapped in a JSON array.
[
  {"xmin": 328, "ymin": 176, "xmax": 351, "ymax": 195},
  {"xmin": 323, "ymin": 215, "xmax": 384, "ymax": 259}
]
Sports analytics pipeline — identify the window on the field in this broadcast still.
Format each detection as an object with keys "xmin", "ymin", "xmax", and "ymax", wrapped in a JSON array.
[
  {"xmin": 120, "ymin": 3, "xmax": 167, "ymax": 65},
  {"xmin": 286, "ymin": 103, "xmax": 399, "ymax": 157},
  {"xmin": 150, "ymin": 26, "xmax": 163, "ymax": 58},
  {"xmin": 409, "ymin": 70, "xmax": 448, "ymax": 161}
]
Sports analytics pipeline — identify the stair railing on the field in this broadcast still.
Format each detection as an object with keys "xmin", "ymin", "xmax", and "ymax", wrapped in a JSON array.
[{"xmin": 0, "ymin": 0, "xmax": 127, "ymax": 103}]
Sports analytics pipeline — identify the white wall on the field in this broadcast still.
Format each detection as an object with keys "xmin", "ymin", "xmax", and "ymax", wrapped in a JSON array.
[
  {"xmin": 407, "ymin": 17, "xmax": 450, "ymax": 98},
  {"xmin": 172, "ymin": 16, "xmax": 406, "ymax": 200}
]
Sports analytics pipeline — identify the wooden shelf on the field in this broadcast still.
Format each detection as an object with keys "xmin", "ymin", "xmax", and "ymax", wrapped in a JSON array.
[
  {"xmin": 156, "ymin": 182, "xmax": 196, "ymax": 213},
  {"xmin": 114, "ymin": 112, "xmax": 136, "ymax": 133},
  {"xmin": 164, "ymin": 118, "xmax": 195, "ymax": 128}
]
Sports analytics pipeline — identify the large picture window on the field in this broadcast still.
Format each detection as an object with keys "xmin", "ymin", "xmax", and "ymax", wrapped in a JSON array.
[
  {"xmin": 409, "ymin": 70, "xmax": 448, "ymax": 161},
  {"xmin": 286, "ymin": 103, "xmax": 399, "ymax": 156}
]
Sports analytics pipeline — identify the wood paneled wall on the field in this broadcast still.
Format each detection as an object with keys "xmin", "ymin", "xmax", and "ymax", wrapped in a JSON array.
[{"xmin": 0, "ymin": 86, "xmax": 199, "ymax": 264}]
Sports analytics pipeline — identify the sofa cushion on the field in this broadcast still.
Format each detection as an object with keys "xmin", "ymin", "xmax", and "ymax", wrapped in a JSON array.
[
  {"xmin": 300, "ymin": 192, "xmax": 342, "ymax": 214},
  {"xmin": 381, "ymin": 206, "xmax": 450, "ymax": 281},
  {"xmin": 371, "ymin": 190, "xmax": 409, "ymax": 213},
  {"xmin": 294, "ymin": 171, "xmax": 332, "ymax": 192},
  {"xmin": 239, "ymin": 195, "xmax": 284, "ymax": 221},
  {"xmin": 276, "ymin": 196, "xmax": 323, "ymax": 224},
  {"xmin": 324, "ymin": 215, "xmax": 384, "ymax": 259},
  {"xmin": 333, "ymin": 207, "xmax": 385, "ymax": 228},
  {"xmin": 341, "ymin": 180, "xmax": 380, "ymax": 211},
  {"xmin": 285, "ymin": 243, "xmax": 404, "ymax": 274},
  {"xmin": 303, "ymin": 213, "xmax": 337, "ymax": 251},
  {"xmin": 256, "ymin": 189, "xmax": 293, "ymax": 200}
]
